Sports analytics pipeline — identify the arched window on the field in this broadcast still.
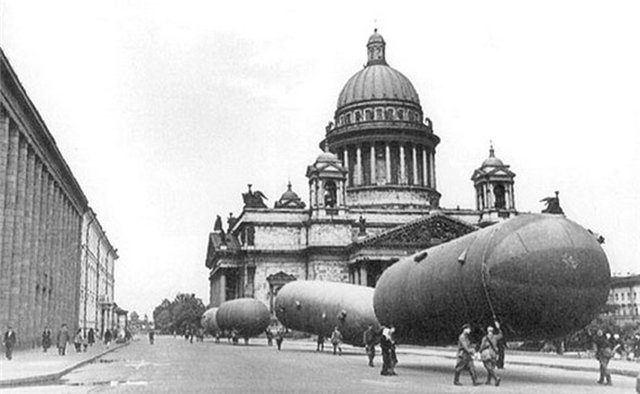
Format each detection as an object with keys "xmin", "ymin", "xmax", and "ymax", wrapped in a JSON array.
[
  {"xmin": 345, "ymin": 113, "xmax": 351, "ymax": 124},
  {"xmin": 365, "ymin": 109, "xmax": 373, "ymax": 120},
  {"xmin": 494, "ymin": 184, "xmax": 506, "ymax": 209},
  {"xmin": 375, "ymin": 108, "xmax": 383, "ymax": 120},
  {"xmin": 385, "ymin": 108, "xmax": 394, "ymax": 120},
  {"xmin": 324, "ymin": 181, "xmax": 337, "ymax": 208},
  {"xmin": 355, "ymin": 111, "xmax": 362, "ymax": 122},
  {"xmin": 339, "ymin": 115, "xmax": 344, "ymax": 125},
  {"xmin": 397, "ymin": 108, "xmax": 404, "ymax": 120}
]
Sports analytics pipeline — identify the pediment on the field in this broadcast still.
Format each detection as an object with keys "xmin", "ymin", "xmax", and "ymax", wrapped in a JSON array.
[{"xmin": 355, "ymin": 214, "xmax": 477, "ymax": 249}]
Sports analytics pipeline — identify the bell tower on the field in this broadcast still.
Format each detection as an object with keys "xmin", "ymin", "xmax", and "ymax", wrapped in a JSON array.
[
  {"xmin": 306, "ymin": 151, "xmax": 348, "ymax": 218},
  {"xmin": 471, "ymin": 144, "xmax": 516, "ymax": 224}
]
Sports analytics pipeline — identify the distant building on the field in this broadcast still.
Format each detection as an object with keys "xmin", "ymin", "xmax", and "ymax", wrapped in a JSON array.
[
  {"xmin": 606, "ymin": 274, "xmax": 640, "ymax": 324},
  {"xmin": 205, "ymin": 31, "xmax": 519, "ymax": 312},
  {"xmin": 0, "ymin": 48, "xmax": 121, "ymax": 347},
  {"xmin": 79, "ymin": 209, "xmax": 119, "ymax": 336}
]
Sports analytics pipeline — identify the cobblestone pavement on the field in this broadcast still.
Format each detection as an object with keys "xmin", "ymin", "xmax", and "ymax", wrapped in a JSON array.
[{"xmin": 3, "ymin": 336, "xmax": 637, "ymax": 393}]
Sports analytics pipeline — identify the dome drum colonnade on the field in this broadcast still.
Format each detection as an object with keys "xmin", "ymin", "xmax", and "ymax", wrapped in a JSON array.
[{"xmin": 322, "ymin": 30, "xmax": 440, "ymax": 208}]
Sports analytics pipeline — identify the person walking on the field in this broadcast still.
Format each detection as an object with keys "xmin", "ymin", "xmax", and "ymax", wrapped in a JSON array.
[
  {"xmin": 56, "ymin": 324, "xmax": 70, "ymax": 356},
  {"xmin": 148, "ymin": 329, "xmax": 155, "ymax": 345},
  {"xmin": 316, "ymin": 334, "xmax": 325, "ymax": 352},
  {"xmin": 454, "ymin": 323, "xmax": 480, "ymax": 386},
  {"xmin": 2, "ymin": 325, "xmax": 17, "ymax": 360},
  {"xmin": 593, "ymin": 330, "xmax": 613, "ymax": 385},
  {"xmin": 104, "ymin": 328, "xmax": 113, "ymax": 349},
  {"xmin": 265, "ymin": 328, "xmax": 273, "ymax": 346},
  {"xmin": 42, "ymin": 326, "xmax": 52, "ymax": 352},
  {"xmin": 275, "ymin": 328, "xmax": 285, "ymax": 351},
  {"xmin": 363, "ymin": 325, "xmax": 377, "ymax": 367},
  {"xmin": 479, "ymin": 321, "xmax": 503, "ymax": 386},
  {"xmin": 380, "ymin": 327, "xmax": 397, "ymax": 376},
  {"xmin": 331, "ymin": 326, "xmax": 343, "ymax": 355},
  {"xmin": 73, "ymin": 329, "xmax": 83, "ymax": 352},
  {"xmin": 87, "ymin": 328, "xmax": 95, "ymax": 347},
  {"xmin": 496, "ymin": 333, "xmax": 507, "ymax": 369}
]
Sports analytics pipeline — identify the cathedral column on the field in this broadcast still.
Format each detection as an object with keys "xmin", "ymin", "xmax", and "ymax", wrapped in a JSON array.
[
  {"xmin": 412, "ymin": 145, "xmax": 418, "ymax": 185},
  {"xmin": 422, "ymin": 147, "xmax": 428, "ymax": 186},
  {"xmin": 399, "ymin": 144, "xmax": 406, "ymax": 184},
  {"xmin": 343, "ymin": 148, "xmax": 349, "ymax": 186},
  {"xmin": 360, "ymin": 264, "xmax": 368, "ymax": 286},
  {"xmin": 385, "ymin": 143, "xmax": 391, "ymax": 184},
  {"xmin": 370, "ymin": 144, "xmax": 375, "ymax": 185},
  {"xmin": 355, "ymin": 146, "xmax": 362, "ymax": 186},
  {"xmin": 309, "ymin": 180, "xmax": 316, "ymax": 208},
  {"xmin": 0, "ymin": 113, "xmax": 13, "ymax": 325},
  {"xmin": 219, "ymin": 271, "xmax": 226, "ymax": 304},
  {"xmin": 429, "ymin": 151, "xmax": 436, "ymax": 189}
]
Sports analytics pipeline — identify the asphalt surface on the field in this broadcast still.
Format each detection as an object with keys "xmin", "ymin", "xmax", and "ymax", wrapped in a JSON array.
[{"xmin": 4, "ymin": 336, "xmax": 637, "ymax": 393}]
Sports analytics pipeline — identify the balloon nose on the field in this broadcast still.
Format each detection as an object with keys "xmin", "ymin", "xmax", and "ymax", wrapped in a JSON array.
[{"xmin": 487, "ymin": 215, "xmax": 610, "ymax": 340}]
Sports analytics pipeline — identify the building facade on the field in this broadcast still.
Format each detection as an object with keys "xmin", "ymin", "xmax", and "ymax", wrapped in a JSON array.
[
  {"xmin": 79, "ymin": 209, "xmax": 119, "ymax": 337},
  {"xmin": 606, "ymin": 274, "xmax": 640, "ymax": 324},
  {"xmin": 205, "ymin": 31, "xmax": 520, "ymax": 312},
  {"xmin": 0, "ymin": 48, "xmax": 120, "ymax": 347}
]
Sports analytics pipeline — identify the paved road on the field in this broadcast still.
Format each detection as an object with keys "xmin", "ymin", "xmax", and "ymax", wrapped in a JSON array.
[{"xmin": 5, "ymin": 336, "xmax": 636, "ymax": 393}]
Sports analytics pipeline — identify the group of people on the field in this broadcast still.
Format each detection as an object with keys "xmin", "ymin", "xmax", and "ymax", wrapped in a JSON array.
[
  {"xmin": 264, "ymin": 327, "xmax": 285, "ymax": 350},
  {"xmin": 2, "ymin": 324, "xmax": 123, "ymax": 360},
  {"xmin": 453, "ymin": 321, "xmax": 505, "ymax": 386}
]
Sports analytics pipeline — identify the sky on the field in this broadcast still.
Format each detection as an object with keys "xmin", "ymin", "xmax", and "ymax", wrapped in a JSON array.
[{"xmin": 1, "ymin": 0, "xmax": 638, "ymax": 317}]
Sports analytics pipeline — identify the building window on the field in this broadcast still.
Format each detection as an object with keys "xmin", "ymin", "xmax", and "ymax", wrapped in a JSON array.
[
  {"xmin": 246, "ymin": 225, "xmax": 255, "ymax": 246},
  {"xmin": 385, "ymin": 108, "xmax": 394, "ymax": 120},
  {"xmin": 324, "ymin": 180, "xmax": 337, "ymax": 208},
  {"xmin": 375, "ymin": 108, "xmax": 383, "ymax": 120},
  {"xmin": 397, "ymin": 108, "xmax": 404, "ymax": 120},
  {"xmin": 355, "ymin": 111, "xmax": 362, "ymax": 122},
  {"xmin": 345, "ymin": 113, "xmax": 351, "ymax": 124},
  {"xmin": 365, "ymin": 110, "xmax": 373, "ymax": 120}
]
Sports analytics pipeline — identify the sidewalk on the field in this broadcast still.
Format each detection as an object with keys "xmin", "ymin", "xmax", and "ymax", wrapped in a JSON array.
[{"xmin": 0, "ymin": 340, "xmax": 130, "ymax": 387}]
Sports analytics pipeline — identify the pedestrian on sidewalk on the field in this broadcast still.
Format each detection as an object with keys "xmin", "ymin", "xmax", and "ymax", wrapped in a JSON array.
[
  {"xmin": 479, "ymin": 321, "xmax": 503, "ymax": 386},
  {"xmin": 453, "ymin": 323, "xmax": 480, "ymax": 386},
  {"xmin": 363, "ymin": 325, "xmax": 377, "ymax": 367},
  {"xmin": 331, "ymin": 326, "xmax": 343, "ymax": 355},
  {"xmin": 496, "ymin": 332, "xmax": 507, "ymax": 369},
  {"xmin": 42, "ymin": 326, "xmax": 52, "ymax": 352},
  {"xmin": 275, "ymin": 328, "xmax": 285, "ymax": 351},
  {"xmin": 87, "ymin": 328, "xmax": 95, "ymax": 347},
  {"xmin": 74, "ymin": 329, "xmax": 83, "ymax": 352},
  {"xmin": 593, "ymin": 329, "xmax": 613, "ymax": 385},
  {"xmin": 380, "ymin": 327, "xmax": 397, "ymax": 376},
  {"xmin": 56, "ymin": 323, "xmax": 70, "ymax": 356},
  {"xmin": 316, "ymin": 334, "xmax": 325, "ymax": 352},
  {"xmin": 104, "ymin": 328, "xmax": 113, "ymax": 349},
  {"xmin": 3, "ymin": 325, "xmax": 17, "ymax": 360}
]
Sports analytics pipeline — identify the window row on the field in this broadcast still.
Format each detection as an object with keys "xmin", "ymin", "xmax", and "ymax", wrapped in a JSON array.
[{"xmin": 337, "ymin": 106, "xmax": 422, "ymax": 126}]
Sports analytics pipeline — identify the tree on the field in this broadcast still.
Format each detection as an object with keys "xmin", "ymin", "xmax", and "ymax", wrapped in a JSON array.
[{"xmin": 152, "ymin": 294, "xmax": 206, "ymax": 334}]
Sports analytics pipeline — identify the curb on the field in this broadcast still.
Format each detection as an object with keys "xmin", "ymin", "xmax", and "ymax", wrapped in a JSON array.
[
  {"xmin": 396, "ymin": 348, "xmax": 639, "ymax": 378},
  {"xmin": 0, "ymin": 341, "xmax": 131, "ymax": 388}
]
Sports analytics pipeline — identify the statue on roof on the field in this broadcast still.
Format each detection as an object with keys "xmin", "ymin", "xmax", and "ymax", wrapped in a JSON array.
[
  {"xmin": 213, "ymin": 215, "xmax": 224, "ymax": 234},
  {"xmin": 242, "ymin": 184, "xmax": 268, "ymax": 208},
  {"xmin": 541, "ymin": 191, "xmax": 564, "ymax": 215}
]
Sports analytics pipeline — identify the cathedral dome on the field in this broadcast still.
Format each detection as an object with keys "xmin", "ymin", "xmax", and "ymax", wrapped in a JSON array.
[
  {"xmin": 337, "ymin": 65, "xmax": 420, "ymax": 108},
  {"xmin": 337, "ymin": 30, "xmax": 420, "ymax": 109},
  {"xmin": 481, "ymin": 145, "xmax": 505, "ymax": 167},
  {"xmin": 315, "ymin": 151, "xmax": 341, "ymax": 164}
]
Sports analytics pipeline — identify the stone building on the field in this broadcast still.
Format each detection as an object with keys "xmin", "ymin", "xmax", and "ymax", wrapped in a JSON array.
[
  {"xmin": 79, "ymin": 209, "xmax": 119, "ymax": 337},
  {"xmin": 0, "ymin": 48, "xmax": 119, "ymax": 347},
  {"xmin": 605, "ymin": 274, "xmax": 640, "ymax": 324},
  {"xmin": 205, "ymin": 31, "xmax": 518, "ymax": 313}
]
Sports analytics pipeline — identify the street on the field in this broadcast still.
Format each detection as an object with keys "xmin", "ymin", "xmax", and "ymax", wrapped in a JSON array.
[{"xmin": 3, "ymin": 336, "xmax": 636, "ymax": 393}]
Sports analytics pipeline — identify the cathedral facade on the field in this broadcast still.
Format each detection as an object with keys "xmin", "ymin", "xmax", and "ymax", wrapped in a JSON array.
[{"xmin": 205, "ymin": 31, "xmax": 518, "ymax": 312}]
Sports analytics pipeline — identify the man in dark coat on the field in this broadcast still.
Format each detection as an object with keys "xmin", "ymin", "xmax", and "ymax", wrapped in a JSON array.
[
  {"xmin": 275, "ymin": 328, "xmax": 285, "ymax": 351},
  {"xmin": 379, "ymin": 327, "xmax": 397, "ymax": 376},
  {"xmin": 56, "ymin": 324, "xmax": 70, "ymax": 356},
  {"xmin": 42, "ymin": 326, "xmax": 52, "ymax": 352},
  {"xmin": 87, "ymin": 328, "xmax": 95, "ymax": 346},
  {"xmin": 363, "ymin": 325, "xmax": 377, "ymax": 367},
  {"xmin": 479, "ymin": 321, "xmax": 503, "ymax": 386},
  {"xmin": 454, "ymin": 323, "xmax": 480, "ymax": 386},
  {"xmin": 593, "ymin": 330, "xmax": 613, "ymax": 385},
  {"xmin": 104, "ymin": 328, "xmax": 113, "ymax": 348},
  {"xmin": 3, "ymin": 325, "xmax": 17, "ymax": 360}
]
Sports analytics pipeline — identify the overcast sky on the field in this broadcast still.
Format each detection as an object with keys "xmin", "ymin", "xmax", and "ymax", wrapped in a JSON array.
[{"xmin": 2, "ymin": 1, "xmax": 638, "ymax": 317}]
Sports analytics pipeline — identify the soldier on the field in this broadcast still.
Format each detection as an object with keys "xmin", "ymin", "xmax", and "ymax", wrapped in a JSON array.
[
  {"xmin": 330, "ymin": 326, "xmax": 343, "ymax": 355},
  {"xmin": 87, "ymin": 328, "xmax": 95, "ymax": 347},
  {"xmin": 275, "ymin": 328, "xmax": 285, "ymax": 351},
  {"xmin": 593, "ymin": 330, "xmax": 613, "ymax": 385},
  {"xmin": 380, "ymin": 327, "xmax": 397, "ymax": 376},
  {"xmin": 265, "ymin": 328, "xmax": 273, "ymax": 346},
  {"xmin": 2, "ymin": 325, "xmax": 17, "ymax": 360},
  {"xmin": 479, "ymin": 321, "xmax": 503, "ymax": 386},
  {"xmin": 104, "ymin": 328, "xmax": 113, "ymax": 349},
  {"xmin": 56, "ymin": 323, "xmax": 71, "ymax": 356},
  {"xmin": 363, "ymin": 325, "xmax": 377, "ymax": 367},
  {"xmin": 42, "ymin": 326, "xmax": 52, "ymax": 352},
  {"xmin": 316, "ymin": 334, "xmax": 325, "ymax": 351},
  {"xmin": 454, "ymin": 323, "xmax": 480, "ymax": 386}
]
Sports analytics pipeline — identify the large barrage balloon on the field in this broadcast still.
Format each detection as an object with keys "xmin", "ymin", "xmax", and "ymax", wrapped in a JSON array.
[
  {"xmin": 216, "ymin": 298, "xmax": 270, "ymax": 338},
  {"xmin": 201, "ymin": 307, "xmax": 219, "ymax": 335},
  {"xmin": 275, "ymin": 281, "xmax": 380, "ymax": 346},
  {"xmin": 374, "ymin": 214, "xmax": 611, "ymax": 345}
]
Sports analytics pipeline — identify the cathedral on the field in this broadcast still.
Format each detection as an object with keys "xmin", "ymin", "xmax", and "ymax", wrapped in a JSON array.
[{"xmin": 205, "ymin": 30, "xmax": 518, "ymax": 312}]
